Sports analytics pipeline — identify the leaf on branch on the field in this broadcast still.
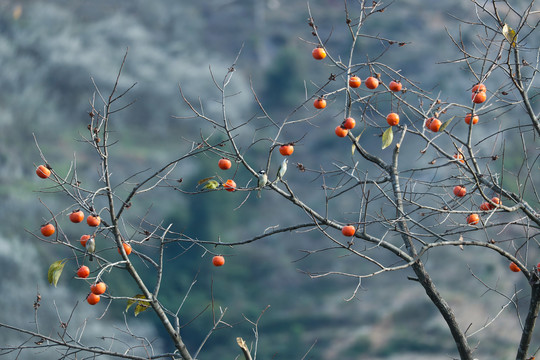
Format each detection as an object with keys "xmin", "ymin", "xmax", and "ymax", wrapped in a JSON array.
[
  {"xmin": 438, "ymin": 116, "xmax": 455, "ymax": 133},
  {"xmin": 198, "ymin": 176, "xmax": 216, "ymax": 185},
  {"xmin": 502, "ymin": 24, "xmax": 517, "ymax": 48},
  {"xmin": 126, "ymin": 294, "xmax": 151, "ymax": 316},
  {"xmin": 381, "ymin": 127, "xmax": 393, "ymax": 149},
  {"xmin": 351, "ymin": 130, "xmax": 364, "ymax": 156},
  {"xmin": 48, "ymin": 259, "xmax": 67, "ymax": 287}
]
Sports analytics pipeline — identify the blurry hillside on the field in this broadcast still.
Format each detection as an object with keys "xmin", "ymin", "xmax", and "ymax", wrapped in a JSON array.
[{"xmin": 0, "ymin": 1, "xmax": 537, "ymax": 359}]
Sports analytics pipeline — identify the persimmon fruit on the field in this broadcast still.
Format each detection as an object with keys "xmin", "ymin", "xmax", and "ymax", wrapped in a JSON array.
[
  {"xmin": 480, "ymin": 202, "xmax": 491, "ymax": 211},
  {"xmin": 454, "ymin": 153, "xmax": 465, "ymax": 163},
  {"xmin": 472, "ymin": 83, "xmax": 486, "ymax": 93},
  {"xmin": 313, "ymin": 97, "xmax": 327, "ymax": 109},
  {"xmin": 87, "ymin": 293, "xmax": 100, "ymax": 305},
  {"xmin": 212, "ymin": 255, "xmax": 225, "ymax": 267},
  {"xmin": 335, "ymin": 126, "xmax": 348, "ymax": 138},
  {"xmin": 343, "ymin": 117, "xmax": 356, "ymax": 130},
  {"xmin": 40, "ymin": 223, "xmax": 55, "ymax": 237},
  {"xmin": 429, "ymin": 118, "xmax": 442, "ymax": 132},
  {"xmin": 279, "ymin": 144, "xmax": 294, "ymax": 156},
  {"xmin": 77, "ymin": 265, "xmax": 90, "ymax": 279},
  {"xmin": 489, "ymin": 197, "xmax": 500, "ymax": 209},
  {"xmin": 87, "ymin": 215, "xmax": 101, "ymax": 227},
  {"xmin": 341, "ymin": 225, "xmax": 355, "ymax": 237},
  {"xmin": 386, "ymin": 113, "xmax": 400, "ymax": 126},
  {"xmin": 389, "ymin": 80, "xmax": 402, "ymax": 92},
  {"xmin": 312, "ymin": 47, "xmax": 326, "ymax": 60},
  {"xmin": 36, "ymin": 165, "xmax": 51, "ymax": 179},
  {"xmin": 218, "ymin": 158, "xmax": 232, "ymax": 170},
  {"xmin": 465, "ymin": 113, "xmax": 478, "ymax": 125},
  {"xmin": 509, "ymin": 262, "xmax": 521, "ymax": 272},
  {"xmin": 453, "ymin": 185, "xmax": 466, "ymax": 197},
  {"xmin": 117, "ymin": 242, "xmax": 132, "ymax": 255},
  {"xmin": 467, "ymin": 213, "xmax": 480, "ymax": 225},
  {"xmin": 472, "ymin": 91, "xmax": 487, "ymax": 104},
  {"xmin": 69, "ymin": 210, "xmax": 84, "ymax": 223},
  {"xmin": 223, "ymin": 179, "xmax": 237, "ymax": 192},
  {"xmin": 80, "ymin": 234, "xmax": 91, "ymax": 247},
  {"xmin": 349, "ymin": 75, "xmax": 361, "ymax": 88},
  {"xmin": 365, "ymin": 76, "xmax": 379, "ymax": 89},
  {"xmin": 91, "ymin": 282, "xmax": 107, "ymax": 295}
]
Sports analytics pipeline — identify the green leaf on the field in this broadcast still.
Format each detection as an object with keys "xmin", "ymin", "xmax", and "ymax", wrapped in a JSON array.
[
  {"xmin": 126, "ymin": 294, "xmax": 151, "ymax": 316},
  {"xmin": 381, "ymin": 127, "xmax": 393, "ymax": 149},
  {"xmin": 438, "ymin": 116, "xmax": 455, "ymax": 133},
  {"xmin": 502, "ymin": 24, "xmax": 517, "ymax": 48},
  {"xmin": 203, "ymin": 180, "xmax": 220, "ymax": 189},
  {"xmin": 47, "ymin": 259, "xmax": 67, "ymax": 287}
]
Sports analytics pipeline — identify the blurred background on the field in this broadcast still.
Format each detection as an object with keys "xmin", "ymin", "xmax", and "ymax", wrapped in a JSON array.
[{"xmin": 0, "ymin": 1, "xmax": 537, "ymax": 359}]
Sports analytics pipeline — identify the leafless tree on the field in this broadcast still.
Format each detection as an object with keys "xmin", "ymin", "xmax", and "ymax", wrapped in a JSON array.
[{"xmin": 1, "ymin": 0, "xmax": 538, "ymax": 359}]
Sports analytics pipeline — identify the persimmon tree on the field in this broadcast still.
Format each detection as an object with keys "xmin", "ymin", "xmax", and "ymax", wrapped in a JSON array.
[{"xmin": 1, "ymin": 0, "xmax": 538, "ymax": 359}]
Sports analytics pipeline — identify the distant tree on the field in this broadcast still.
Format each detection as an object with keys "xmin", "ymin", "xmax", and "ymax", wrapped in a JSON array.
[{"xmin": 1, "ymin": 1, "xmax": 538, "ymax": 360}]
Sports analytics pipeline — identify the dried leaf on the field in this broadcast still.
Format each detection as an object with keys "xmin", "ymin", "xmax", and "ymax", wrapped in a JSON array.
[
  {"xmin": 48, "ymin": 259, "xmax": 66, "ymax": 287},
  {"xmin": 502, "ymin": 24, "xmax": 517, "ymax": 48},
  {"xmin": 381, "ymin": 127, "xmax": 393, "ymax": 149}
]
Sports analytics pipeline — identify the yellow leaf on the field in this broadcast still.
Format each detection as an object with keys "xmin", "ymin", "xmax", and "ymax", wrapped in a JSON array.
[
  {"xmin": 381, "ymin": 127, "xmax": 393, "ymax": 149},
  {"xmin": 351, "ymin": 129, "xmax": 364, "ymax": 156},
  {"xmin": 126, "ymin": 294, "xmax": 150, "ymax": 314},
  {"xmin": 47, "ymin": 259, "xmax": 67, "ymax": 287},
  {"xmin": 502, "ymin": 24, "xmax": 517, "ymax": 48}
]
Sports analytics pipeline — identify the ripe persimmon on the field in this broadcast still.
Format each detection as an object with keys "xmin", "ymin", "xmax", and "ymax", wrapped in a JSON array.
[
  {"xmin": 454, "ymin": 153, "xmax": 465, "ymax": 163},
  {"xmin": 509, "ymin": 262, "xmax": 521, "ymax": 272},
  {"xmin": 87, "ymin": 215, "xmax": 100, "ymax": 227},
  {"xmin": 386, "ymin": 113, "xmax": 400, "ymax": 126},
  {"xmin": 343, "ymin": 117, "xmax": 356, "ymax": 130},
  {"xmin": 480, "ymin": 202, "xmax": 491, "ymax": 211},
  {"xmin": 77, "ymin": 265, "xmax": 90, "ymax": 279},
  {"xmin": 341, "ymin": 225, "xmax": 355, "ymax": 237},
  {"xmin": 365, "ymin": 76, "xmax": 379, "ymax": 90},
  {"xmin": 69, "ymin": 210, "xmax": 84, "ymax": 223},
  {"xmin": 465, "ymin": 113, "xmax": 479, "ymax": 125},
  {"xmin": 90, "ymin": 282, "xmax": 107, "ymax": 295},
  {"xmin": 472, "ymin": 91, "xmax": 487, "ymax": 104},
  {"xmin": 87, "ymin": 293, "xmax": 100, "ymax": 305},
  {"xmin": 218, "ymin": 158, "xmax": 232, "ymax": 170},
  {"xmin": 349, "ymin": 75, "xmax": 361, "ymax": 88},
  {"xmin": 489, "ymin": 197, "xmax": 500, "ymax": 209},
  {"xmin": 429, "ymin": 118, "xmax": 442, "ymax": 132},
  {"xmin": 335, "ymin": 126, "xmax": 348, "ymax": 138},
  {"xmin": 389, "ymin": 80, "xmax": 402, "ymax": 92},
  {"xmin": 313, "ymin": 97, "xmax": 327, "ymax": 109},
  {"xmin": 279, "ymin": 144, "xmax": 294, "ymax": 156},
  {"xmin": 41, "ymin": 223, "xmax": 55, "ymax": 237},
  {"xmin": 467, "ymin": 213, "xmax": 480, "ymax": 225},
  {"xmin": 117, "ymin": 242, "xmax": 132, "ymax": 255},
  {"xmin": 80, "ymin": 234, "xmax": 91, "ymax": 247},
  {"xmin": 472, "ymin": 83, "xmax": 486, "ymax": 93},
  {"xmin": 312, "ymin": 47, "xmax": 326, "ymax": 60},
  {"xmin": 36, "ymin": 165, "xmax": 51, "ymax": 179},
  {"xmin": 223, "ymin": 179, "xmax": 237, "ymax": 192},
  {"xmin": 453, "ymin": 185, "xmax": 466, "ymax": 197},
  {"xmin": 212, "ymin": 255, "xmax": 225, "ymax": 267}
]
